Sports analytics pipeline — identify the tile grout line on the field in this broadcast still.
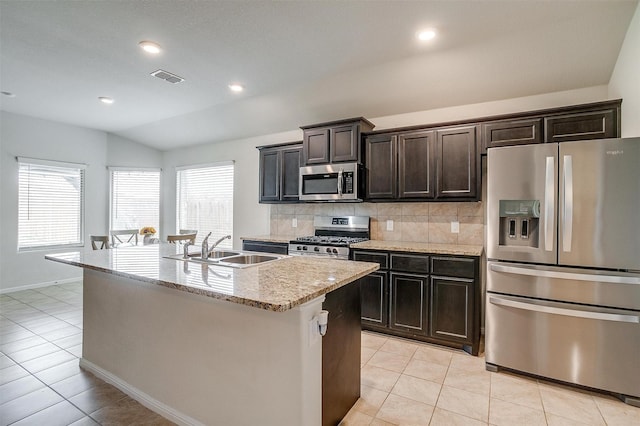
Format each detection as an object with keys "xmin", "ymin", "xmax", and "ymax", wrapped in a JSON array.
[{"xmin": 0, "ymin": 284, "xmax": 107, "ymax": 425}]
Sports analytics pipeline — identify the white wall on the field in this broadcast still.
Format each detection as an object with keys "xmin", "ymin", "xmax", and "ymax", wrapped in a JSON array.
[
  {"xmin": 609, "ymin": 1, "xmax": 640, "ymax": 137},
  {"xmin": 0, "ymin": 112, "xmax": 162, "ymax": 292},
  {"xmin": 162, "ymin": 130, "xmax": 301, "ymax": 250},
  {"xmin": 371, "ymin": 86, "xmax": 610, "ymax": 131}
]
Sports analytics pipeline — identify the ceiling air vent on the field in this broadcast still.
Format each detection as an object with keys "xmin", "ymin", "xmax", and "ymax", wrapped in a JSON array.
[{"xmin": 150, "ymin": 69, "xmax": 184, "ymax": 84}]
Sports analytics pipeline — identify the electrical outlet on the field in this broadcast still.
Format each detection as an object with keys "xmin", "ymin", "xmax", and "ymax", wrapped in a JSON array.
[
  {"xmin": 292, "ymin": 218, "xmax": 297, "ymax": 228},
  {"xmin": 451, "ymin": 221, "xmax": 460, "ymax": 233},
  {"xmin": 386, "ymin": 220, "xmax": 394, "ymax": 231}
]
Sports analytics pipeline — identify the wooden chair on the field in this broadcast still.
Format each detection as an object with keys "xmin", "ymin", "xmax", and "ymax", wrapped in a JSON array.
[
  {"xmin": 110, "ymin": 229, "xmax": 139, "ymax": 246},
  {"xmin": 90, "ymin": 235, "xmax": 110, "ymax": 250},
  {"xmin": 168, "ymin": 233, "xmax": 197, "ymax": 244}
]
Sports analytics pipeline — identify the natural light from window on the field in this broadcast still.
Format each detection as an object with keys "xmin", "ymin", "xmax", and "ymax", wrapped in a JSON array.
[
  {"xmin": 110, "ymin": 168, "xmax": 160, "ymax": 236},
  {"xmin": 18, "ymin": 158, "xmax": 85, "ymax": 250},
  {"xmin": 176, "ymin": 162, "xmax": 234, "ymax": 249}
]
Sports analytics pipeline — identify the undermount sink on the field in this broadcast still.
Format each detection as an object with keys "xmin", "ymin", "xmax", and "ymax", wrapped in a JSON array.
[{"xmin": 164, "ymin": 250, "xmax": 285, "ymax": 268}]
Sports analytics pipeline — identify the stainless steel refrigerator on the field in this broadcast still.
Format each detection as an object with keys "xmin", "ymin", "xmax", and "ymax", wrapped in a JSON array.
[{"xmin": 486, "ymin": 137, "xmax": 640, "ymax": 406}]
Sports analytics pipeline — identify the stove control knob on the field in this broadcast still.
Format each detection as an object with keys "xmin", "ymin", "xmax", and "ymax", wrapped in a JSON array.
[
  {"xmin": 297, "ymin": 246, "xmax": 302, "ymax": 250},
  {"xmin": 332, "ymin": 248, "xmax": 338, "ymax": 254},
  {"xmin": 326, "ymin": 248, "xmax": 332, "ymax": 253},
  {"xmin": 314, "ymin": 247, "xmax": 320, "ymax": 252},
  {"xmin": 302, "ymin": 246, "xmax": 307, "ymax": 251}
]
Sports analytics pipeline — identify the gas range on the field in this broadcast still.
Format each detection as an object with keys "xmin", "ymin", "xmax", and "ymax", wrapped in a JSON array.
[{"xmin": 288, "ymin": 216, "xmax": 370, "ymax": 260}]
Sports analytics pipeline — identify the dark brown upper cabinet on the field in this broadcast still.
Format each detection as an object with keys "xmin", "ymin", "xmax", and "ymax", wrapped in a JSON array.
[
  {"xmin": 258, "ymin": 142, "xmax": 302, "ymax": 203},
  {"xmin": 435, "ymin": 125, "xmax": 479, "ymax": 200},
  {"xmin": 481, "ymin": 99, "xmax": 621, "ymax": 153},
  {"xmin": 482, "ymin": 118, "xmax": 543, "ymax": 152},
  {"xmin": 544, "ymin": 108, "xmax": 618, "ymax": 143},
  {"xmin": 365, "ymin": 131, "xmax": 435, "ymax": 200},
  {"xmin": 366, "ymin": 127, "xmax": 478, "ymax": 201},
  {"xmin": 398, "ymin": 131, "xmax": 436, "ymax": 199},
  {"xmin": 365, "ymin": 133, "xmax": 397, "ymax": 199},
  {"xmin": 301, "ymin": 117, "xmax": 374, "ymax": 165}
]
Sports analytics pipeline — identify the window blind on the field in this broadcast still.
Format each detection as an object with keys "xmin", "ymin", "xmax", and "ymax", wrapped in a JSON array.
[
  {"xmin": 18, "ymin": 160, "xmax": 84, "ymax": 250},
  {"xmin": 176, "ymin": 162, "xmax": 234, "ymax": 249},
  {"xmin": 110, "ymin": 169, "xmax": 160, "ymax": 234}
]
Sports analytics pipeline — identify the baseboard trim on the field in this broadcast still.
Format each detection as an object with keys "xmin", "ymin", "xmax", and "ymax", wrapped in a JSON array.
[
  {"xmin": 79, "ymin": 358, "xmax": 204, "ymax": 426},
  {"xmin": 0, "ymin": 277, "xmax": 82, "ymax": 294}
]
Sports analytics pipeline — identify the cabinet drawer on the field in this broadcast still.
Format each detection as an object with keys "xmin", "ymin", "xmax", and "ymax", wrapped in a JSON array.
[
  {"xmin": 431, "ymin": 256, "xmax": 476, "ymax": 279},
  {"xmin": 390, "ymin": 253, "xmax": 429, "ymax": 274},
  {"xmin": 352, "ymin": 251, "xmax": 389, "ymax": 269}
]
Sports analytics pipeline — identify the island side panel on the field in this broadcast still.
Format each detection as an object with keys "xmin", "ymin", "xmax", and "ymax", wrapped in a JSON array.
[
  {"xmin": 81, "ymin": 268, "xmax": 323, "ymax": 426},
  {"xmin": 322, "ymin": 279, "xmax": 362, "ymax": 426}
]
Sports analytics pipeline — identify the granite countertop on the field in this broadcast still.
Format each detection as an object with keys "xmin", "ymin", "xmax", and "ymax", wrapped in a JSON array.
[
  {"xmin": 45, "ymin": 244, "xmax": 378, "ymax": 312},
  {"xmin": 240, "ymin": 235, "xmax": 292, "ymax": 244},
  {"xmin": 350, "ymin": 240, "xmax": 484, "ymax": 256}
]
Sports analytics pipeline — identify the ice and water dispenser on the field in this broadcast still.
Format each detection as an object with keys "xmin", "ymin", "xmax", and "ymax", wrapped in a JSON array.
[{"xmin": 498, "ymin": 200, "xmax": 540, "ymax": 248}]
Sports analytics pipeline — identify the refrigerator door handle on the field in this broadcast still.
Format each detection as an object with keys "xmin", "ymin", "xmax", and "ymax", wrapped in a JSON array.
[
  {"xmin": 544, "ymin": 156, "xmax": 555, "ymax": 252},
  {"xmin": 489, "ymin": 262, "xmax": 640, "ymax": 285},
  {"xmin": 489, "ymin": 295, "xmax": 640, "ymax": 323},
  {"xmin": 563, "ymin": 155, "xmax": 573, "ymax": 252}
]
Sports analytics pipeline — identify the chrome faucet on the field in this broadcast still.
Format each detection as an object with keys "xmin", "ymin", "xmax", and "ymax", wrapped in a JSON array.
[
  {"xmin": 201, "ymin": 232, "xmax": 212, "ymax": 259},
  {"xmin": 183, "ymin": 240, "xmax": 193, "ymax": 259},
  {"xmin": 201, "ymin": 233, "xmax": 231, "ymax": 259},
  {"xmin": 207, "ymin": 235, "xmax": 231, "ymax": 256}
]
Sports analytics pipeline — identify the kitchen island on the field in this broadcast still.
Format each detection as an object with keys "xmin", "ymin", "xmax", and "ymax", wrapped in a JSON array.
[{"xmin": 45, "ymin": 244, "xmax": 378, "ymax": 426}]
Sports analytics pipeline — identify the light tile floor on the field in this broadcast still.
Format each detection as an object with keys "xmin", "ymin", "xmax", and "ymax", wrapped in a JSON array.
[
  {"xmin": 342, "ymin": 332, "xmax": 640, "ymax": 425},
  {"xmin": 1, "ymin": 282, "xmax": 639, "ymax": 425},
  {"xmin": 0, "ymin": 282, "xmax": 173, "ymax": 425}
]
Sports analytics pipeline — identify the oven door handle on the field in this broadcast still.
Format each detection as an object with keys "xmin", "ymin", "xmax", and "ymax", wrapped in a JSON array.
[
  {"xmin": 489, "ymin": 295, "xmax": 640, "ymax": 323},
  {"xmin": 489, "ymin": 263, "xmax": 640, "ymax": 285}
]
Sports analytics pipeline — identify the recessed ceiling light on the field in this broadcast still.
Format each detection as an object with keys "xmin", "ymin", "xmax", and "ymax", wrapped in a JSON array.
[
  {"xmin": 1, "ymin": 91, "xmax": 15, "ymax": 97},
  {"xmin": 139, "ymin": 41, "xmax": 162, "ymax": 54},
  {"xmin": 98, "ymin": 96, "xmax": 114, "ymax": 104},
  {"xmin": 417, "ymin": 29, "xmax": 437, "ymax": 41},
  {"xmin": 229, "ymin": 84, "xmax": 244, "ymax": 93}
]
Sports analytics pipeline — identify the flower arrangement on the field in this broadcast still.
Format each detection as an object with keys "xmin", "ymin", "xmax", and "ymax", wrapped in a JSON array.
[{"xmin": 139, "ymin": 226, "xmax": 157, "ymax": 235}]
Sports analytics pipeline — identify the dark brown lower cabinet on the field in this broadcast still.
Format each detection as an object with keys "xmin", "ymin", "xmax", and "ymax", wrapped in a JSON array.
[
  {"xmin": 360, "ymin": 271, "xmax": 388, "ymax": 328},
  {"xmin": 430, "ymin": 276, "xmax": 474, "ymax": 344},
  {"xmin": 241, "ymin": 239, "xmax": 288, "ymax": 255},
  {"xmin": 389, "ymin": 272, "xmax": 428, "ymax": 335},
  {"xmin": 354, "ymin": 249, "xmax": 480, "ymax": 355}
]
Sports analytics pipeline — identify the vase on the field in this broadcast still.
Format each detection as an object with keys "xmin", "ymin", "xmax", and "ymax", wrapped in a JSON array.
[{"xmin": 143, "ymin": 234, "xmax": 155, "ymax": 245}]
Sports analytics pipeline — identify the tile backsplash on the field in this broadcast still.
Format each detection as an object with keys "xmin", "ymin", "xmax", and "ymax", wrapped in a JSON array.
[{"xmin": 270, "ymin": 202, "xmax": 485, "ymax": 245}]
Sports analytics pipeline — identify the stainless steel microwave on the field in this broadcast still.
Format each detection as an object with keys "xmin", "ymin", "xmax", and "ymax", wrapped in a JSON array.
[{"xmin": 299, "ymin": 163, "xmax": 362, "ymax": 201}]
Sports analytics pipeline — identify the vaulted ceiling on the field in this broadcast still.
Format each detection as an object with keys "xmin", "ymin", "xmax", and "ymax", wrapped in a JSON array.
[{"xmin": 1, "ymin": 1, "xmax": 637, "ymax": 150}]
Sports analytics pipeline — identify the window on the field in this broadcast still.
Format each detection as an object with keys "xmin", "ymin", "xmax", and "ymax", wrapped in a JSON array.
[
  {"xmin": 176, "ymin": 162, "xmax": 234, "ymax": 249},
  {"xmin": 110, "ymin": 168, "xmax": 160, "ymax": 235},
  {"xmin": 18, "ymin": 158, "xmax": 85, "ymax": 250}
]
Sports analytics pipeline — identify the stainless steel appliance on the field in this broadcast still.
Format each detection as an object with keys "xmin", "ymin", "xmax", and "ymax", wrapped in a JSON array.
[
  {"xmin": 486, "ymin": 138, "xmax": 640, "ymax": 406},
  {"xmin": 299, "ymin": 163, "xmax": 362, "ymax": 201},
  {"xmin": 288, "ymin": 216, "xmax": 369, "ymax": 259}
]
